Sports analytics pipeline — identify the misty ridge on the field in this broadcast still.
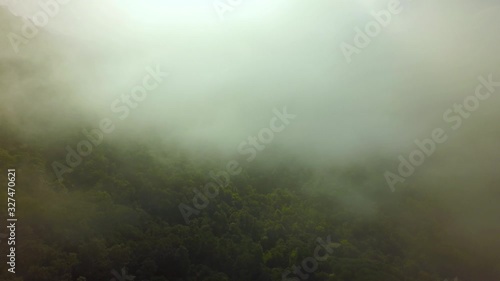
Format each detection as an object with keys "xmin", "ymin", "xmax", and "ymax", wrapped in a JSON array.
[{"xmin": 0, "ymin": 0, "xmax": 499, "ymax": 280}]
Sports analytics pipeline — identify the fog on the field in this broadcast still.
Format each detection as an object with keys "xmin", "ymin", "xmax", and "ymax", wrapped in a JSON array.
[{"xmin": 1, "ymin": 0, "xmax": 500, "ymax": 267}]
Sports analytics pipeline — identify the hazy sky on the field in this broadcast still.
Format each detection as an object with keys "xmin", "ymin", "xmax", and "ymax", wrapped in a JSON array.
[{"xmin": 1, "ymin": 0, "xmax": 499, "ymax": 172}]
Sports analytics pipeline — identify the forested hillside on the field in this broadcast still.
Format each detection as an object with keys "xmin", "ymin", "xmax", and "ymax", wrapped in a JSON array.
[
  {"xmin": 1, "ymin": 2, "xmax": 500, "ymax": 280},
  {"xmin": 0, "ymin": 125, "xmax": 496, "ymax": 281}
]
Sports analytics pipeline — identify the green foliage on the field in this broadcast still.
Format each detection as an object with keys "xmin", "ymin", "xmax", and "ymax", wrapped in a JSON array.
[{"xmin": 0, "ymin": 131, "xmax": 496, "ymax": 281}]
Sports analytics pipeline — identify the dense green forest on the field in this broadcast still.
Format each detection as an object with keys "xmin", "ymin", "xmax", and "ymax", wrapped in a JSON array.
[
  {"xmin": 1, "ymin": 0, "xmax": 499, "ymax": 280},
  {"xmin": 0, "ymin": 124, "xmax": 497, "ymax": 281}
]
